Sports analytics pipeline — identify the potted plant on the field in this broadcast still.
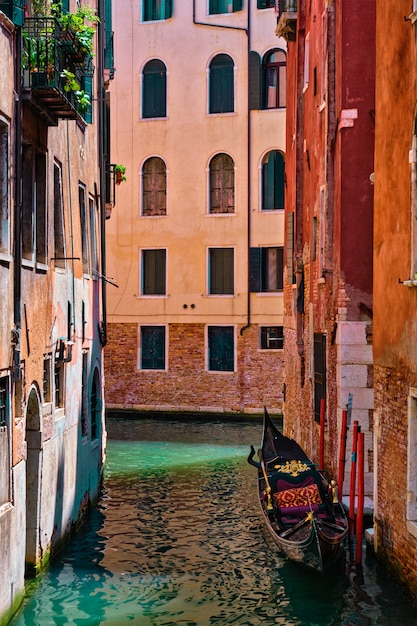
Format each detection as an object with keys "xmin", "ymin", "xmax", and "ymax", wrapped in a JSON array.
[
  {"xmin": 114, "ymin": 164, "xmax": 127, "ymax": 184},
  {"xmin": 60, "ymin": 68, "xmax": 91, "ymax": 114},
  {"xmin": 52, "ymin": 1, "xmax": 99, "ymax": 59}
]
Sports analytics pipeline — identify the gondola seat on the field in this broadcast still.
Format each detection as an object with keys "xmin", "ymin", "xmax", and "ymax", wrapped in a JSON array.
[{"xmin": 273, "ymin": 475, "xmax": 327, "ymax": 517}]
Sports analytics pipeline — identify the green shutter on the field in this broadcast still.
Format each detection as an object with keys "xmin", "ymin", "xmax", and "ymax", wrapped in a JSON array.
[
  {"xmin": 143, "ymin": 60, "xmax": 166, "ymax": 118},
  {"xmin": 249, "ymin": 51, "xmax": 261, "ymax": 110},
  {"xmin": 249, "ymin": 247, "xmax": 262, "ymax": 292},
  {"xmin": 143, "ymin": 249, "xmax": 166, "ymax": 295},
  {"xmin": 0, "ymin": 0, "xmax": 24, "ymax": 26},
  {"xmin": 83, "ymin": 73, "xmax": 93, "ymax": 124},
  {"xmin": 209, "ymin": 55, "xmax": 234, "ymax": 114},
  {"xmin": 141, "ymin": 327, "xmax": 165, "ymax": 369},
  {"xmin": 233, "ymin": 0, "xmax": 243, "ymax": 11},
  {"xmin": 208, "ymin": 327, "xmax": 234, "ymax": 371}
]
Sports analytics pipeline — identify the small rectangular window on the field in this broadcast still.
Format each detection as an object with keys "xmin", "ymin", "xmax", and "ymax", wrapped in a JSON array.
[
  {"xmin": 208, "ymin": 326, "xmax": 235, "ymax": 371},
  {"xmin": 140, "ymin": 326, "xmax": 166, "ymax": 370},
  {"xmin": 143, "ymin": 0, "xmax": 172, "ymax": 21},
  {"xmin": 43, "ymin": 355, "xmax": 52, "ymax": 403},
  {"xmin": 54, "ymin": 360, "xmax": 65, "ymax": 408},
  {"xmin": 209, "ymin": 247, "xmax": 234, "ymax": 294},
  {"xmin": 209, "ymin": 0, "xmax": 242, "ymax": 14},
  {"xmin": 260, "ymin": 326, "xmax": 284, "ymax": 350},
  {"xmin": 141, "ymin": 248, "xmax": 167, "ymax": 295},
  {"xmin": 79, "ymin": 184, "xmax": 89, "ymax": 273},
  {"xmin": 54, "ymin": 162, "xmax": 66, "ymax": 268},
  {"xmin": 0, "ymin": 375, "xmax": 10, "ymax": 506}
]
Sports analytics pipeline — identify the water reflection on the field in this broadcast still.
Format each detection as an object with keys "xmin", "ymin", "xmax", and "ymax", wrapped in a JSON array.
[{"xmin": 11, "ymin": 419, "xmax": 417, "ymax": 626}]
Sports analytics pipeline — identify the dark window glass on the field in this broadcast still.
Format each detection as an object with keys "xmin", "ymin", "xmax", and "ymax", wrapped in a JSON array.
[
  {"xmin": 142, "ymin": 249, "xmax": 166, "ymax": 295},
  {"xmin": 143, "ymin": 157, "xmax": 167, "ymax": 215},
  {"xmin": 260, "ymin": 326, "xmax": 284, "ymax": 349},
  {"xmin": 257, "ymin": 0, "xmax": 275, "ymax": 9},
  {"xmin": 209, "ymin": 0, "xmax": 242, "ymax": 14},
  {"xmin": 262, "ymin": 150, "xmax": 285, "ymax": 210},
  {"xmin": 209, "ymin": 154, "xmax": 234, "ymax": 214},
  {"xmin": 208, "ymin": 326, "xmax": 234, "ymax": 371},
  {"xmin": 143, "ymin": 59, "xmax": 167, "ymax": 118},
  {"xmin": 54, "ymin": 163, "xmax": 65, "ymax": 268},
  {"xmin": 314, "ymin": 333, "xmax": 326, "ymax": 423},
  {"xmin": 263, "ymin": 49, "xmax": 286, "ymax": 109},
  {"xmin": 209, "ymin": 54, "xmax": 234, "ymax": 114},
  {"xmin": 209, "ymin": 248, "xmax": 234, "ymax": 294},
  {"xmin": 141, "ymin": 326, "xmax": 166, "ymax": 369}
]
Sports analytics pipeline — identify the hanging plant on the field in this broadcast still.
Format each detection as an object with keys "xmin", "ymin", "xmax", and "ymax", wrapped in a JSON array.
[{"xmin": 114, "ymin": 164, "xmax": 127, "ymax": 184}]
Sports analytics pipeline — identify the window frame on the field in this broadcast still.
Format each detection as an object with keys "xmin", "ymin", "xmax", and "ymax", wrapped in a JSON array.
[
  {"xmin": 0, "ymin": 374, "xmax": 11, "ymax": 506},
  {"xmin": 139, "ymin": 325, "xmax": 167, "ymax": 370},
  {"xmin": 140, "ymin": 247, "xmax": 167, "ymax": 296},
  {"xmin": 407, "ymin": 388, "xmax": 417, "ymax": 533},
  {"xmin": 208, "ymin": 0, "xmax": 243, "ymax": 14},
  {"xmin": 142, "ymin": 156, "xmax": 167, "ymax": 216},
  {"xmin": 53, "ymin": 161, "xmax": 66, "ymax": 269},
  {"xmin": 209, "ymin": 54, "xmax": 235, "ymax": 115},
  {"xmin": 0, "ymin": 119, "xmax": 10, "ymax": 258},
  {"xmin": 142, "ymin": 58, "xmax": 167, "ymax": 119},
  {"xmin": 142, "ymin": 0, "xmax": 173, "ymax": 22},
  {"xmin": 22, "ymin": 144, "xmax": 47, "ymax": 267},
  {"xmin": 260, "ymin": 326, "xmax": 284, "ymax": 350},
  {"xmin": 208, "ymin": 247, "xmax": 235, "ymax": 295},
  {"xmin": 208, "ymin": 153, "xmax": 235, "ymax": 214},
  {"xmin": 207, "ymin": 325, "xmax": 235, "ymax": 372},
  {"xmin": 261, "ymin": 149, "xmax": 285, "ymax": 211},
  {"xmin": 262, "ymin": 49, "xmax": 286, "ymax": 110},
  {"xmin": 249, "ymin": 246, "xmax": 284, "ymax": 293}
]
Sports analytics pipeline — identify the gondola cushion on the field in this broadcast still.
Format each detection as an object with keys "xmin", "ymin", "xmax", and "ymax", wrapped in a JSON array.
[{"xmin": 274, "ymin": 482, "xmax": 322, "ymax": 511}]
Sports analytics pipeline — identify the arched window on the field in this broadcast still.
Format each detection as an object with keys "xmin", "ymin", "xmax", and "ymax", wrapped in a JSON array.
[
  {"xmin": 142, "ymin": 59, "xmax": 166, "ymax": 118},
  {"xmin": 209, "ymin": 153, "xmax": 235, "ymax": 214},
  {"xmin": 142, "ymin": 157, "xmax": 167, "ymax": 216},
  {"xmin": 262, "ymin": 150, "xmax": 285, "ymax": 210},
  {"xmin": 263, "ymin": 49, "xmax": 286, "ymax": 109},
  {"xmin": 209, "ymin": 54, "xmax": 234, "ymax": 114}
]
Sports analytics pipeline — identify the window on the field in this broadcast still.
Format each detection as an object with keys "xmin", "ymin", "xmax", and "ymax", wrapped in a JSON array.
[
  {"xmin": 54, "ymin": 360, "xmax": 64, "ymax": 409},
  {"xmin": 257, "ymin": 0, "xmax": 275, "ymax": 7},
  {"xmin": 209, "ymin": 54, "xmax": 234, "ymax": 114},
  {"xmin": 142, "ymin": 157, "xmax": 167, "ymax": 215},
  {"xmin": 314, "ymin": 333, "xmax": 326, "ymax": 423},
  {"xmin": 209, "ymin": 247, "xmax": 234, "ymax": 294},
  {"xmin": 43, "ymin": 355, "xmax": 52, "ymax": 403},
  {"xmin": 89, "ymin": 196, "xmax": 99, "ymax": 274},
  {"xmin": 140, "ymin": 326, "xmax": 166, "ymax": 370},
  {"xmin": 141, "ymin": 248, "xmax": 166, "ymax": 295},
  {"xmin": 209, "ymin": 153, "xmax": 235, "ymax": 214},
  {"xmin": 0, "ymin": 120, "xmax": 10, "ymax": 255},
  {"xmin": 142, "ymin": 59, "xmax": 167, "ymax": 118},
  {"xmin": 261, "ymin": 150, "xmax": 285, "ymax": 210},
  {"xmin": 249, "ymin": 51, "xmax": 261, "ymax": 110},
  {"xmin": 143, "ymin": 0, "xmax": 172, "ymax": 21},
  {"xmin": 0, "ymin": 375, "xmax": 10, "ymax": 506},
  {"xmin": 411, "ymin": 129, "xmax": 417, "ymax": 279},
  {"xmin": 304, "ymin": 33, "xmax": 310, "ymax": 90},
  {"xmin": 407, "ymin": 389, "xmax": 417, "ymax": 526},
  {"xmin": 22, "ymin": 145, "xmax": 47, "ymax": 264},
  {"xmin": 208, "ymin": 326, "xmax": 234, "ymax": 372},
  {"xmin": 81, "ymin": 351, "xmax": 88, "ymax": 437},
  {"xmin": 79, "ymin": 184, "xmax": 89, "ymax": 273},
  {"xmin": 90, "ymin": 368, "xmax": 101, "ymax": 440},
  {"xmin": 54, "ymin": 162, "xmax": 66, "ymax": 268},
  {"xmin": 209, "ymin": 0, "xmax": 242, "ymax": 14},
  {"xmin": 250, "ymin": 247, "xmax": 284, "ymax": 292},
  {"xmin": 260, "ymin": 326, "xmax": 284, "ymax": 349},
  {"xmin": 263, "ymin": 49, "xmax": 286, "ymax": 109}
]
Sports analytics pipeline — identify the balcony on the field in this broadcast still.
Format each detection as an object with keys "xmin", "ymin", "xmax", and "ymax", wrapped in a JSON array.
[
  {"xmin": 276, "ymin": 0, "xmax": 297, "ymax": 42},
  {"xmin": 22, "ymin": 17, "xmax": 93, "ymax": 126}
]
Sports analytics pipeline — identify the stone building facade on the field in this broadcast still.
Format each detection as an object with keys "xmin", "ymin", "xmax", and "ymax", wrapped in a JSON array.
[
  {"xmin": 0, "ymin": 2, "xmax": 113, "ymax": 622},
  {"xmin": 278, "ymin": 0, "xmax": 375, "ymax": 485},
  {"xmin": 105, "ymin": 1, "xmax": 287, "ymax": 417}
]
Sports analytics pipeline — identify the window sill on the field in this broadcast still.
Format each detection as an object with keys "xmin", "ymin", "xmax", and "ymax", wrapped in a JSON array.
[
  {"xmin": 141, "ymin": 116, "xmax": 168, "ymax": 121},
  {"xmin": 255, "ymin": 291, "xmax": 283, "ymax": 296},
  {"xmin": 407, "ymin": 520, "xmax": 417, "ymax": 539},
  {"xmin": 402, "ymin": 279, "xmax": 417, "ymax": 287},
  {"xmin": 0, "ymin": 252, "xmax": 12, "ymax": 265},
  {"xmin": 22, "ymin": 258, "xmax": 35, "ymax": 270},
  {"xmin": 409, "ymin": 11, "xmax": 417, "ymax": 25}
]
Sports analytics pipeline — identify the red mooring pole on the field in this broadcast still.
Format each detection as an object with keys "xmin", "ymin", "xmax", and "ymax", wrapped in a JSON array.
[
  {"xmin": 338, "ymin": 409, "xmax": 348, "ymax": 499},
  {"xmin": 356, "ymin": 431, "xmax": 365, "ymax": 564},
  {"xmin": 319, "ymin": 398, "xmax": 325, "ymax": 469},
  {"xmin": 349, "ymin": 420, "xmax": 359, "ymax": 538}
]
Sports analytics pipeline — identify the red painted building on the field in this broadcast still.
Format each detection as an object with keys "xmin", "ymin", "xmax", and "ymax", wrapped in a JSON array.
[
  {"xmin": 373, "ymin": 0, "xmax": 417, "ymax": 604},
  {"xmin": 278, "ymin": 0, "xmax": 375, "ymax": 490}
]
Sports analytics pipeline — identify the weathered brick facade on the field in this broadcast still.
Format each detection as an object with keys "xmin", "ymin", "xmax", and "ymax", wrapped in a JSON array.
[{"xmin": 105, "ymin": 323, "xmax": 284, "ymax": 415}]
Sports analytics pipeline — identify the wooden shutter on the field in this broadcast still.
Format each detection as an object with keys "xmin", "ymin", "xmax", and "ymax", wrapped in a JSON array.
[
  {"xmin": 210, "ymin": 55, "xmax": 234, "ymax": 114},
  {"xmin": 141, "ymin": 326, "xmax": 165, "ymax": 369},
  {"xmin": 210, "ymin": 248, "xmax": 233, "ymax": 294},
  {"xmin": 143, "ymin": 60, "xmax": 166, "ymax": 118},
  {"xmin": 249, "ymin": 51, "xmax": 261, "ymax": 110},
  {"xmin": 208, "ymin": 327, "xmax": 234, "ymax": 371},
  {"xmin": 143, "ymin": 157, "xmax": 166, "ymax": 216},
  {"xmin": 249, "ymin": 248, "xmax": 262, "ymax": 292},
  {"xmin": 143, "ymin": 249, "xmax": 166, "ymax": 295},
  {"xmin": 286, "ymin": 212, "xmax": 295, "ymax": 284},
  {"xmin": 209, "ymin": 154, "xmax": 234, "ymax": 213}
]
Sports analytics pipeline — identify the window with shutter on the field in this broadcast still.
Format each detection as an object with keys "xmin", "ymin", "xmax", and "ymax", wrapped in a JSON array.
[
  {"xmin": 209, "ymin": 154, "xmax": 235, "ymax": 213},
  {"xmin": 263, "ymin": 49, "xmax": 286, "ymax": 109},
  {"xmin": 143, "ymin": 59, "xmax": 167, "ymax": 118},
  {"xmin": 141, "ymin": 249, "xmax": 167, "ymax": 295},
  {"xmin": 142, "ymin": 157, "xmax": 167, "ymax": 215},
  {"xmin": 250, "ymin": 247, "xmax": 284, "ymax": 292},
  {"xmin": 209, "ymin": 248, "xmax": 234, "ymax": 294},
  {"xmin": 0, "ymin": 121, "xmax": 9, "ymax": 255},
  {"xmin": 141, "ymin": 326, "xmax": 166, "ymax": 370},
  {"xmin": 314, "ymin": 333, "xmax": 326, "ymax": 423},
  {"xmin": 209, "ymin": 54, "xmax": 234, "ymax": 114},
  {"xmin": 260, "ymin": 326, "xmax": 284, "ymax": 349},
  {"xmin": 262, "ymin": 150, "xmax": 285, "ymax": 210},
  {"xmin": 208, "ymin": 326, "xmax": 234, "ymax": 371},
  {"xmin": 143, "ymin": 0, "xmax": 172, "ymax": 21}
]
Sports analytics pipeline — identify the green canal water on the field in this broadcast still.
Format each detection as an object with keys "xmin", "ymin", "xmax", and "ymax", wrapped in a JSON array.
[{"xmin": 11, "ymin": 418, "xmax": 417, "ymax": 625}]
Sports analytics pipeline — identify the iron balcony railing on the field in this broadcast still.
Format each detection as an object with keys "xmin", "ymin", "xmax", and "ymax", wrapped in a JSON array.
[{"xmin": 22, "ymin": 17, "xmax": 94, "ymax": 124}]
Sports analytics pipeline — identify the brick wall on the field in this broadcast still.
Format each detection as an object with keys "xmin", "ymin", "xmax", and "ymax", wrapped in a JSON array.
[
  {"xmin": 374, "ymin": 364, "xmax": 417, "ymax": 603},
  {"xmin": 104, "ymin": 323, "xmax": 284, "ymax": 415}
]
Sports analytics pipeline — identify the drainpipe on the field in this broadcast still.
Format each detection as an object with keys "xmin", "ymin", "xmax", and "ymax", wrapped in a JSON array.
[
  {"xmin": 13, "ymin": 24, "xmax": 23, "ymax": 381},
  {"xmin": 192, "ymin": 0, "xmax": 252, "ymax": 334}
]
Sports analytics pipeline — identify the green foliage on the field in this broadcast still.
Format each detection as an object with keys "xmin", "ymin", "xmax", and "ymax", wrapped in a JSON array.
[
  {"xmin": 114, "ymin": 164, "xmax": 127, "ymax": 182},
  {"xmin": 52, "ymin": 1, "xmax": 99, "ymax": 56},
  {"xmin": 60, "ymin": 69, "xmax": 91, "ymax": 114}
]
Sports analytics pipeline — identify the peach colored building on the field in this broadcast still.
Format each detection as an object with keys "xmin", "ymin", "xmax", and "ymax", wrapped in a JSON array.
[{"xmin": 105, "ymin": 0, "xmax": 287, "ymax": 417}]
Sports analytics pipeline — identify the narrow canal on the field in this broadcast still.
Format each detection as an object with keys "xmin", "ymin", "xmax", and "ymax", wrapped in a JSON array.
[{"xmin": 11, "ymin": 418, "xmax": 417, "ymax": 625}]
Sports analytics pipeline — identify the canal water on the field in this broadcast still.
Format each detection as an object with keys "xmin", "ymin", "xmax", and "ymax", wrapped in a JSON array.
[{"xmin": 11, "ymin": 418, "xmax": 417, "ymax": 626}]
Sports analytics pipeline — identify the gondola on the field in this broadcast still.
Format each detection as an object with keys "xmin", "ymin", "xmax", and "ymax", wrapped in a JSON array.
[{"xmin": 248, "ymin": 408, "xmax": 348, "ymax": 574}]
